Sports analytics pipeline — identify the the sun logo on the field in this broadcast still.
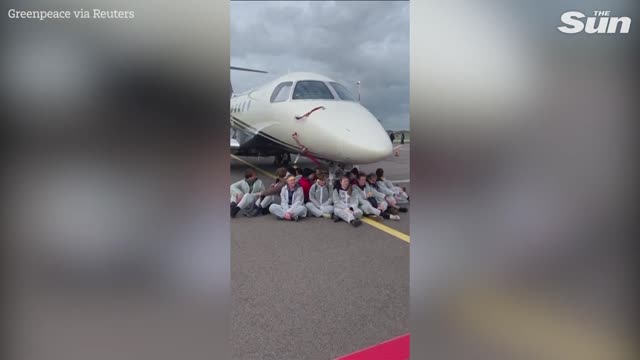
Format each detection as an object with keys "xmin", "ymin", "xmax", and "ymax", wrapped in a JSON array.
[{"xmin": 558, "ymin": 11, "xmax": 631, "ymax": 34}]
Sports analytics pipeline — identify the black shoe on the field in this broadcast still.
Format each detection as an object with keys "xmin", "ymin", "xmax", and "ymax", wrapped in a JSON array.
[
  {"xmin": 388, "ymin": 207, "xmax": 399, "ymax": 215},
  {"xmin": 399, "ymin": 207, "xmax": 408, "ymax": 213},
  {"xmin": 293, "ymin": 216, "xmax": 300, "ymax": 222},
  {"xmin": 261, "ymin": 207, "xmax": 270, "ymax": 215},
  {"xmin": 350, "ymin": 219, "xmax": 362, "ymax": 227},
  {"xmin": 231, "ymin": 205, "xmax": 241, "ymax": 218},
  {"xmin": 333, "ymin": 214, "xmax": 340, "ymax": 222}
]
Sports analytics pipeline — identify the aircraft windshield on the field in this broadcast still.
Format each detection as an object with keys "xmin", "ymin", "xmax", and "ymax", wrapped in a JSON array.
[
  {"xmin": 292, "ymin": 81, "xmax": 335, "ymax": 100},
  {"xmin": 329, "ymin": 82, "xmax": 356, "ymax": 101}
]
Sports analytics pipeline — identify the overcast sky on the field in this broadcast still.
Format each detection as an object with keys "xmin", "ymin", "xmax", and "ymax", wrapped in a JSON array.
[{"xmin": 231, "ymin": 1, "xmax": 409, "ymax": 130}]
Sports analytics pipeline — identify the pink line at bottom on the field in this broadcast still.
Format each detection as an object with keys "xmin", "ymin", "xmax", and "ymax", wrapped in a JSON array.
[{"xmin": 335, "ymin": 333, "xmax": 410, "ymax": 360}]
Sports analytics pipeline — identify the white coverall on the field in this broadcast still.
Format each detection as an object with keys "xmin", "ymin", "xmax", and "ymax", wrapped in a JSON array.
[
  {"xmin": 379, "ymin": 178, "xmax": 409, "ymax": 204},
  {"xmin": 332, "ymin": 187, "xmax": 363, "ymax": 223},
  {"xmin": 269, "ymin": 184, "xmax": 308, "ymax": 218},
  {"xmin": 352, "ymin": 184, "xmax": 386, "ymax": 216},
  {"xmin": 306, "ymin": 182, "xmax": 334, "ymax": 217},
  {"xmin": 230, "ymin": 178, "xmax": 265, "ymax": 210}
]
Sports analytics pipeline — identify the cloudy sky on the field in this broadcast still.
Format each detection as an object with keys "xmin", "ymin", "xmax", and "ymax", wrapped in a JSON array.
[{"xmin": 231, "ymin": 1, "xmax": 409, "ymax": 130}]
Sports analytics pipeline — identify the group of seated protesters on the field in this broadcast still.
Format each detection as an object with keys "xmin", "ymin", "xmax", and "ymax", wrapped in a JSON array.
[{"xmin": 230, "ymin": 166, "xmax": 408, "ymax": 227}]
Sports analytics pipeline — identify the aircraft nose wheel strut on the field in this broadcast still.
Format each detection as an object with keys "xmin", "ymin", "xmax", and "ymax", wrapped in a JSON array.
[{"xmin": 273, "ymin": 153, "xmax": 292, "ymax": 166}]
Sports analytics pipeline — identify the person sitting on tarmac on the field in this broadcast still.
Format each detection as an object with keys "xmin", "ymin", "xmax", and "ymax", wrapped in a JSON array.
[
  {"xmin": 298, "ymin": 168, "xmax": 314, "ymax": 202},
  {"xmin": 306, "ymin": 173, "xmax": 334, "ymax": 219},
  {"xmin": 332, "ymin": 175, "xmax": 363, "ymax": 227},
  {"xmin": 269, "ymin": 175, "xmax": 307, "ymax": 221},
  {"xmin": 308, "ymin": 169, "xmax": 317, "ymax": 183},
  {"xmin": 367, "ymin": 172, "xmax": 407, "ymax": 214},
  {"xmin": 230, "ymin": 168, "xmax": 265, "ymax": 218},
  {"xmin": 349, "ymin": 167, "xmax": 360, "ymax": 185},
  {"xmin": 353, "ymin": 172, "xmax": 400, "ymax": 222},
  {"xmin": 315, "ymin": 167, "xmax": 331, "ymax": 188},
  {"xmin": 315, "ymin": 166, "xmax": 329, "ymax": 178},
  {"xmin": 286, "ymin": 165, "xmax": 297, "ymax": 179},
  {"xmin": 376, "ymin": 168, "xmax": 409, "ymax": 203},
  {"xmin": 246, "ymin": 167, "xmax": 287, "ymax": 217},
  {"xmin": 332, "ymin": 168, "xmax": 345, "ymax": 190}
]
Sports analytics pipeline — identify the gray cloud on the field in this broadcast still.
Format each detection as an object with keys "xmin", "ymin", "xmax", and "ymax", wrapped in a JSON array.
[{"xmin": 231, "ymin": 1, "xmax": 409, "ymax": 130}]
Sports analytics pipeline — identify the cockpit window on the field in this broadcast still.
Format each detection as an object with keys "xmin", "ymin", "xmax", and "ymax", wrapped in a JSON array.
[
  {"xmin": 271, "ymin": 82, "xmax": 293, "ymax": 103},
  {"xmin": 329, "ymin": 82, "xmax": 357, "ymax": 101},
  {"xmin": 292, "ymin": 81, "xmax": 335, "ymax": 100}
]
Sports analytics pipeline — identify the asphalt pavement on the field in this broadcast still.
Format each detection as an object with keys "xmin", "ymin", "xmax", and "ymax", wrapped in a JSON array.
[{"xmin": 231, "ymin": 148, "xmax": 410, "ymax": 359}]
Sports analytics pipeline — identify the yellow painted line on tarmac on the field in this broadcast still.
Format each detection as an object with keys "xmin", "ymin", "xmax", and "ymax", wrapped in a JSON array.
[
  {"xmin": 231, "ymin": 154, "xmax": 277, "ymax": 179},
  {"xmin": 361, "ymin": 218, "xmax": 410, "ymax": 243},
  {"xmin": 231, "ymin": 155, "xmax": 411, "ymax": 243}
]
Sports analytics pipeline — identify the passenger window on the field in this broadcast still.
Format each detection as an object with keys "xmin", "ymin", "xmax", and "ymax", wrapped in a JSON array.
[{"xmin": 270, "ymin": 82, "xmax": 293, "ymax": 103}]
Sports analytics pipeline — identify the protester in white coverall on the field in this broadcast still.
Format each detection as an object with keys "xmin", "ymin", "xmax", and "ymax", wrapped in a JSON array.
[
  {"xmin": 368, "ymin": 173, "xmax": 407, "ymax": 214},
  {"xmin": 247, "ymin": 167, "xmax": 287, "ymax": 216},
  {"xmin": 306, "ymin": 173, "xmax": 333, "ymax": 218},
  {"xmin": 332, "ymin": 175, "xmax": 363, "ymax": 227},
  {"xmin": 230, "ymin": 168, "xmax": 265, "ymax": 217},
  {"xmin": 352, "ymin": 172, "xmax": 401, "ymax": 222},
  {"xmin": 269, "ymin": 175, "xmax": 307, "ymax": 221},
  {"xmin": 376, "ymin": 168, "xmax": 409, "ymax": 204}
]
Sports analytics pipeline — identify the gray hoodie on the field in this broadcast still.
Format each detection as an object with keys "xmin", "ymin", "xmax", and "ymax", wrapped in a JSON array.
[{"xmin": 309, "ymin": 182, "xmax": 333, "ymax": 207}]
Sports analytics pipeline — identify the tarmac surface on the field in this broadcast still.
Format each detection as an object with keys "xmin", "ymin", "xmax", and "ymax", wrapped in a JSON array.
[{"xmin": 231, "ymin": 147, "xmax": 410, "ymax": 359}]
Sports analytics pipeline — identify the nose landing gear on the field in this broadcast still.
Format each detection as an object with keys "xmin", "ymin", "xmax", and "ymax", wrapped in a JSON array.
[
  {"xmin": 273, "ymin": 153, "xmax": 292, "ymax": 166},
  {"xmin": 326, "ymin": 162, "xmax": 354, "ymax": 182}
]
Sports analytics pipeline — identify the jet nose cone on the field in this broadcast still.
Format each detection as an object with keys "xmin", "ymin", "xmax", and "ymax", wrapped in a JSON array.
[
  {"xmin": 346, "ymin": 128, "xmax": 393, "ymax": 163},
  {"xmin": 309, "ymin": 101, "xmax": 394, "ymax": 163},
  {"xmin": 369, "ymin": 133, "xmax": 394, "ymax": 158}
]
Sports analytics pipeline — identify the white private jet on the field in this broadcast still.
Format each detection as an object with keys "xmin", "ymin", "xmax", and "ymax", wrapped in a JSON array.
[{"xmin": 230, "ymin": 67, "xmax": 393, "ymax": 173}]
